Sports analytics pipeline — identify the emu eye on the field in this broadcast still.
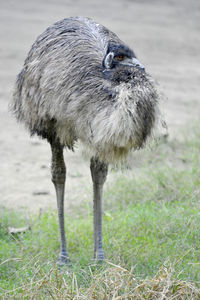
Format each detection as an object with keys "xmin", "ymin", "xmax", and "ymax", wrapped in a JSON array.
[{"xmin": 116, "ymin": 55, "xmax": 124, "ymax": 61}]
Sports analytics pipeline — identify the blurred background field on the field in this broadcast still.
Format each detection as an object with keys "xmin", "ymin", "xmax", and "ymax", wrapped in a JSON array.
[
  {"xmin": 0, "ymin": 0, "xmax": 200, "ymax": 298},
  {"xmin": 0, "ymin": 0, "xmax": 200, "ymax": 212}
]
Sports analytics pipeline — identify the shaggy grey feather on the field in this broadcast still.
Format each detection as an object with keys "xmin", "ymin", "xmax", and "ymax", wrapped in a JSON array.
[
  {"xmin": 11, "ymin": 16, "xmax": 159, "ymax": 163},
  {"xmin": 11, "ymin": 17, "xmax": 162, "ymax": 262}
]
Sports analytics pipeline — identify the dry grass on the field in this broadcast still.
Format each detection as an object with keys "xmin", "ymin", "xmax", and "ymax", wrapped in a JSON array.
[
  {"xmin": 2, "ymin": 261, "xmax": 200, "ymax": 299},
  {"xmin": 1, "ymin": 123, "xmax": 200, "ymax": 299}
]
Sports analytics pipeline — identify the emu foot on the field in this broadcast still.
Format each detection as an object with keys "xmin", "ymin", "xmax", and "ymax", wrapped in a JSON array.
[
  {"xmin": 57, "ymin": 253, "xmax": 71, "ymax": 266},
  {"xmin": 94, "ymin": 250, "xmax": 104, "ymax": 263}
]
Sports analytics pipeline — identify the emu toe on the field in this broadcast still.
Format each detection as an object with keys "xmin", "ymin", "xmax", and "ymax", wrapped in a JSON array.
[{"xmin": 57, "ymin": 253, "xmax": 71, "ymax": 266}]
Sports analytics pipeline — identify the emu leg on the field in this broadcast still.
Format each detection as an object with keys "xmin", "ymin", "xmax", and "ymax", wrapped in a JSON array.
[
  {"xmin": 90, "ymin": 157, "xmax": 108, "ymax": 261},
  {"xmin": 50, "ymin": 141, "xmax": 69, "ymax": 264}
]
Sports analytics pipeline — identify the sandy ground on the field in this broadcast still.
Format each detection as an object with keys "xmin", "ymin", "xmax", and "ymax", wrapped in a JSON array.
[{"xmin": 0, "ymin": 0, "xmax": 200, "ymax": 213}]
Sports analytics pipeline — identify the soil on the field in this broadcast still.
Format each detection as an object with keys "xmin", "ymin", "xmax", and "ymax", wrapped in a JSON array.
[{"xmin": 0, "ymin": 0, "xmax": 200, "ymax": 213}]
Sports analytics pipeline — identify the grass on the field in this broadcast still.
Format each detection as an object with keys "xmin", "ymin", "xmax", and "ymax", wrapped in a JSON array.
[{"xmin": 0, "ymin": 123, "xmax": 200, "ymax": 299}]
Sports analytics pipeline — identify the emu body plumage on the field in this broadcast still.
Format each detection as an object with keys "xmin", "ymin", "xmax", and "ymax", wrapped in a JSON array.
[{"xmin": 11, "ymin": 17, "xmax": 160, "ymax": 262}]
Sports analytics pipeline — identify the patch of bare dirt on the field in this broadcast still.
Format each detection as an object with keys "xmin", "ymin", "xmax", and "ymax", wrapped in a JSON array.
[{"xmin": 0, "ymin": 0, "xmax": 200, "ymax": 213}]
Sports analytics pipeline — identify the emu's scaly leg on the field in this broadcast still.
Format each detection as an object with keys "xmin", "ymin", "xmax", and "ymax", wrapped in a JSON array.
[
  {"xmin": 90, "ymin": 157, "xmax": 108, "ymax": 261},
  {"xmin": 50, "ymin": 141, "xmax": 69, "ymax": 264}
]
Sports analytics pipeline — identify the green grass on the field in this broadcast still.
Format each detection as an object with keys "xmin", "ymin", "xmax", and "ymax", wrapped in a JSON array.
[{"xmin": 0, "ymin": 123, "xmax": 200, "ymax": 298}]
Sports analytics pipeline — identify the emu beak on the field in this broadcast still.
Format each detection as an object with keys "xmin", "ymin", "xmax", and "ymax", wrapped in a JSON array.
[{"xmin": 131, "ymin": 58, "xmax": 145, "ymax": 71}]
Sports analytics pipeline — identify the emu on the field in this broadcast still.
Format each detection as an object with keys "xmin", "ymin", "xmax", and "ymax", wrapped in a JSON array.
[{"xmin": 11, "ymin": 17, "xmax": 160, "ymax": 264}]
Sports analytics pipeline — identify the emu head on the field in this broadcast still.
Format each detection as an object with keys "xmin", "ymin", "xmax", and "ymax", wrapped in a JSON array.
[
  {"xmin": 97, "ymin": 42, "xmax": 160, "ymax": 161},
  {"xmin": 102, "ymin": 43, "xmax": 145, "ymax": 73}
]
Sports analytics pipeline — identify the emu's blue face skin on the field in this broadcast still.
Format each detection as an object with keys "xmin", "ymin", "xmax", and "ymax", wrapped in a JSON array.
[
  {"xmin": 102, "ymin": 44, "xmax": 145, "ymax": 72},
  {"xmin": 102, "ymin": 44, "xmax": 145, "ymax": 83}
]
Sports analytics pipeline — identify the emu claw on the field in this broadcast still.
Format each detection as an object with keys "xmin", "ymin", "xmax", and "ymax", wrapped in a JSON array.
[
  {"xmin": 57, "ymin": 254, "xmax": 71, "ymax": 266},
  {"xmin": 94, "ymin": 251, "xmax": 104, "ymax": 263}
]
